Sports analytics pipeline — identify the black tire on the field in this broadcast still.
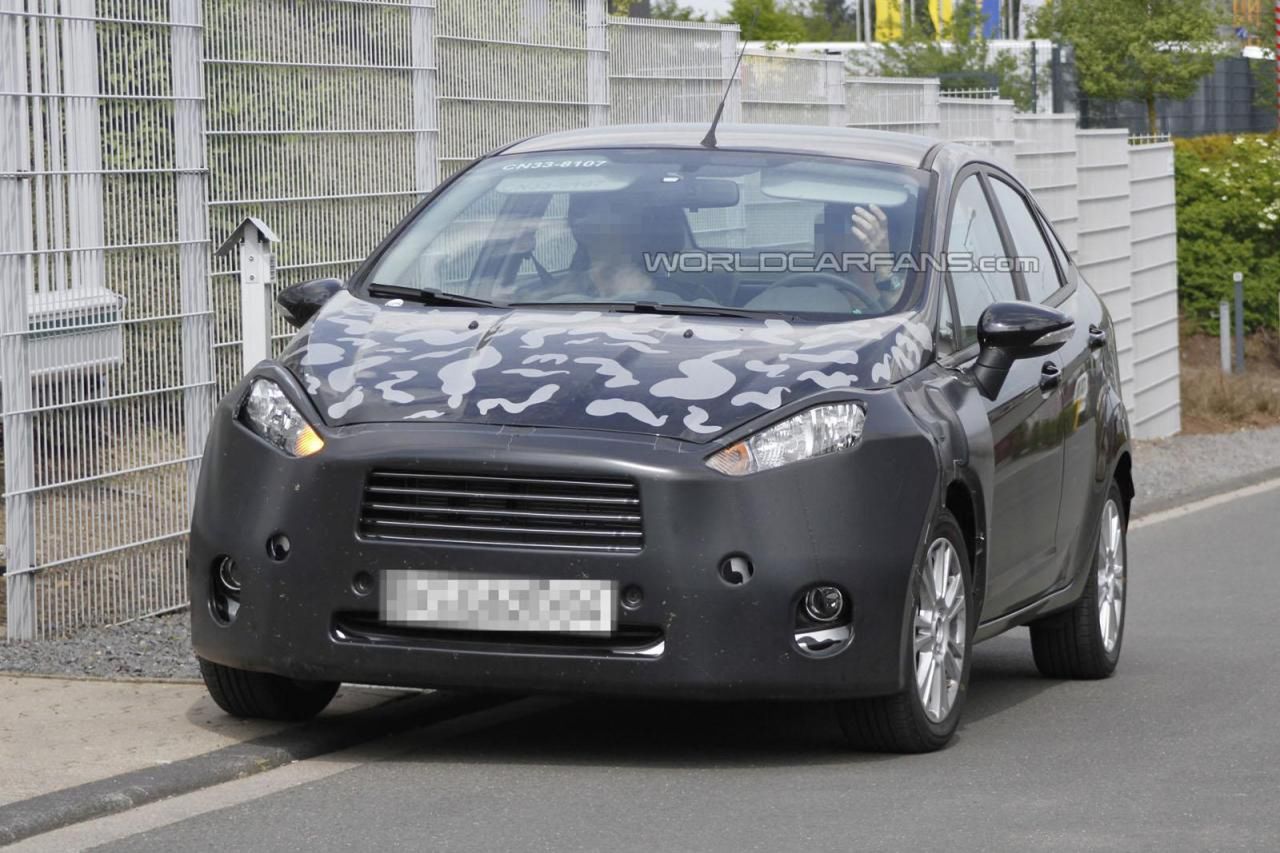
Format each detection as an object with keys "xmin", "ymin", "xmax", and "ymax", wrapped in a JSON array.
[
  {"xmin": 198, "ymin": 657, "xmax": 339, "ymax": 721},
  {"xmin": 836, "ymin": 510, "xmax": 974, "ymax": 753},
  {"xmin": 1029, "ymin": 480, "xmax": 1127, "ymax": 679}
]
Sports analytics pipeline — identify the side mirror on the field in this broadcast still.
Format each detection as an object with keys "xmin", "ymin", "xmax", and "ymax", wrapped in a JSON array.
[
  {"xmin": 277, "ymin": 278, "xmax": 343, "ymax": 328},
  {"xmin": 972, "ymin": 301, "xmax": 1074, "ymax": 400}
]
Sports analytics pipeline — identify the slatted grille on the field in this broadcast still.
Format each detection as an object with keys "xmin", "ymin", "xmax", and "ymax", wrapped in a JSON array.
[{"xmin": 359, "ymin": 471, "xmax": 643, "ymax": 552}]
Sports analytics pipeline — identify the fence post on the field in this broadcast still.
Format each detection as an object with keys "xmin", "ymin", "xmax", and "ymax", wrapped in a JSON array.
[
  {"xmin": 825, "ymin": 56, "xmax": 846, "ymax": 127},
  {"xmin": 1220, "ymin": 300, "xmax": 1232, "ymax": 375},
  {"xmin": 719, "ymin": 25, "xmax": 742, "ymax": 123},
  {"xmin": 2, "ymin": 0, "xmax": 35, "ymax": 640},
  {"xmin": 217, "ymin": 218, "xmax": 278, "ymax": 376},
  {"xmin": 410, "ymin": 0, "xmax": 438, "ymax": 194},
  {"xmin": 1234, "ymin": 271, "xmax": 1245, "ymax": 373},
  {"xmin": 586, "ymin": 0, "xmax": 609, "ymax": 127},
  {"xmin": 170, "ymin": 0, "xmax": 214, "ymax": 517},
  {"xmin": 1030, "ymin": 40, "xmax": 1038, "ymax": 112}
]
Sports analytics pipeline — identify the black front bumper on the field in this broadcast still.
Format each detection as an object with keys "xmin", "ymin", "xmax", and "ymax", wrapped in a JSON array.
[{"xmin": 190, "ymin": 370, "xmax": 939, "ymax": 700}]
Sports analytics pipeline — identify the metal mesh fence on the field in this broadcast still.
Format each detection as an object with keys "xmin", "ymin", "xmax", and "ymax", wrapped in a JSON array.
[
  {"xmin": 204, "ymin": 0, "xmax": 434, "ymax": 391},
  {"xmin": 1, "ymin": 0, "xmax": 1183, "ymax": 640},
  {"xmin": 742, "ymin": 50, "xmax": 843, "ymax": 127},
  {"xmin": 844, "ymin": 76, "xmax": 941, "ymax": 135},
  {"xmin": 607, "ymin": 16, "xmax": 732, "ymax": 125},
  {"xmin": 435, "ymin": 0, "xmax": 603, "ymax": 180},
  {"xmin": 1, "ymin": 0, "xmax": 213, "ymax": 638}
]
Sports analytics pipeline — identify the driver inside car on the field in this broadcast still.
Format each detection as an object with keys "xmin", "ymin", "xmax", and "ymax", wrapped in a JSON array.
[
  {"xmin": 849, "ymin": 203, "xmax": 904, "ymax": 311},
  {"xmin": 515, "ymin": 193, "xmax": 659, "ymax": 303}
]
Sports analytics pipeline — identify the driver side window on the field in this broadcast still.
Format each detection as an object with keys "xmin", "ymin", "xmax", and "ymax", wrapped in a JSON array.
[{"xmin": 946, "ymin": 175, "xmax": 1017, "ymax": 349}]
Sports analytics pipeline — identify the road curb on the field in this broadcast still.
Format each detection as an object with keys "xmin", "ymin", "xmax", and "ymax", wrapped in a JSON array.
[
  {"xmin": 1132, "ymin": 465, "xmax": 1280, "ymax": 520},
  {"xmin": 0, "ymin": 689, "xmax": 503, "ymax": 846}
]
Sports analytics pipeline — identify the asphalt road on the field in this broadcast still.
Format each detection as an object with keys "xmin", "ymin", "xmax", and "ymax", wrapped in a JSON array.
[{"xmin": 67, "ymin": 485, "xmax": 1280, "ymax": 851}]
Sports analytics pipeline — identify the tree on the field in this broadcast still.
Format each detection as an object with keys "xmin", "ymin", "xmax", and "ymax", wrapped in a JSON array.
[
  {"xmin": 1032, "ymin": 0, "xmax": 1225, "ymax": 134},
  {"xmin": 723, "ymin": 0, "xmax": 807, "ymax": 44},
  {"xmin": 862, "ymin": 1, "xmax": 1033, "ymax": 110},
  {"xmin": 610, "ymin": 0, "xmax": 707, "ymax": 20},
  {"xmin": 797, "ymin": 0, "xmax": 862, "ymax": 41}
]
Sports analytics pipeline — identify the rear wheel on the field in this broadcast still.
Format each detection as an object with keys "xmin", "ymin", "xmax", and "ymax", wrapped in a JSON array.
[
  {"xmin": 198, "ymin": 657, "xmax": 339, "ymax": 721},
  {"xmin": 1029, "ymin": 481, "xmax": 1127, "ymax": 679},
  {"xmin": 836, "ymin": 511, "xmax": 973, "ymax": 753}
]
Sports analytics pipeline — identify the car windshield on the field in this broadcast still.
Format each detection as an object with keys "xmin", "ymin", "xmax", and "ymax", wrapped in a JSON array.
[{"xmin": 364, "ymin": 148, "xmax": 931, "ymax": 318}]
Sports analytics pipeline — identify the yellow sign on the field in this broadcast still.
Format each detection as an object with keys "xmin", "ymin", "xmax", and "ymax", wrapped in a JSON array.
[
  {"xmin": 876, "ymin": 2, "xmax": 955, "ymax": 41},
  {"xmin": 929, "ymin": 0, "xmax": 954, "ymax": 35}
]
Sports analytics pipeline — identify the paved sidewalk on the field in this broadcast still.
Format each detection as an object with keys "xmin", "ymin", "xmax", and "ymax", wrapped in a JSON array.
[{"xmin": 0, "ymin": 675, "xmax": 398, "ymax": 807}]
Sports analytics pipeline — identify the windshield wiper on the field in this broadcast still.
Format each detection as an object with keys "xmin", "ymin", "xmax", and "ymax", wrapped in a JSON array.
[
  {"xmin": 367, "ymin": 282, "xmax": 503, "ymax": 309},
  {"xmin": 512, "ymin": 300, "xmax": 789, "ymax": 320}
]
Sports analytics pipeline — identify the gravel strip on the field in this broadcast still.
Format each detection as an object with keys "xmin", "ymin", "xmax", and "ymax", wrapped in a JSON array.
[
  {"xmin": 2, "ymin": 426, "xmax": 1278, "ymax": 680},
  {"xmin": 0, "ymin": 611, "xmax": 198, "ymax": 681},
  {"xmin": 1134, "ymin": 425, "xmax": 1280, "ymax": 508}
]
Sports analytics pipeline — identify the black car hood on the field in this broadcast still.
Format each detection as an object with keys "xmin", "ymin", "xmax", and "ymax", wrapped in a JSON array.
[{"xmin": 280, "ymin": 292, "xmax": 934, "ymax": 444}]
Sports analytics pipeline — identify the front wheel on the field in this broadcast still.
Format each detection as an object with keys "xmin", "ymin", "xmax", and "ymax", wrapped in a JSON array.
[
  {"xmin": 198, "ymin": 657, "xmax": 339, "ymax": 721},
  {"xmin": 1029, "ymin": 481, "xmax": 1127, "ymax": 679},
  {"xmin": 836, "ymin": 510, "xmax": 973, "ymax": 753}
]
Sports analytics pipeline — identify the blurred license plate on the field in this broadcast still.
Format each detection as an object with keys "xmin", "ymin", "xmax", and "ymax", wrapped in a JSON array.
[{"xmin": 382, "ymin": 571, "xmax": 616, "ymax": 633}]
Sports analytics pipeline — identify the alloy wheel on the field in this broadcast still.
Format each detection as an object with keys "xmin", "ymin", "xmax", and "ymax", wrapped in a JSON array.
[
  {"xmin": 913, "ymin": 538, "xmax": 967, "ymax": 723},
  {"xmin": 1096, "ymin": 498, "xmax": 1125, "ymax": 654}
]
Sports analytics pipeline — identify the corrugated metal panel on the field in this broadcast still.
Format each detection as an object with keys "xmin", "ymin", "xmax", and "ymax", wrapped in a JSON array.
[
  {"xmin": 1127, "ymin": 140, "xmax": 1180, "ymax": 438},
  {"xmin": 1013, "ymin": 114, "xmax": 1079, "ymax": 255},
  {"xmin": 1075, "ymin": 129, "xmax": 1134, "ymax": 414}
]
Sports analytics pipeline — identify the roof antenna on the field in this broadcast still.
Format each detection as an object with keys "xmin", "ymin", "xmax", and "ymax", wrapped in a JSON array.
[{"xmin": 700, "ymin": 10, "xmax": 758, "ymax": 149}]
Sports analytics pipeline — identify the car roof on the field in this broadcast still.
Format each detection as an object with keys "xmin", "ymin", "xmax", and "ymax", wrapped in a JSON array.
[{"xmin": 499, "ymin": 123, "xmax": 940, "ymax": 170}]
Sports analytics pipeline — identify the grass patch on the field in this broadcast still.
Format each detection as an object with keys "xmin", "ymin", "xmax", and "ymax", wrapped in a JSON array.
[{"xmin": 1180, "ymin": 330, "xmax": 1280, "ymax": 434}]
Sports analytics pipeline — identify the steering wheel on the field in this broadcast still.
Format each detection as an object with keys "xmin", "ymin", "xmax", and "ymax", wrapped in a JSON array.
[{"xmin": 765, "ymin": 271, "xmax": 884, "ymax": 313}]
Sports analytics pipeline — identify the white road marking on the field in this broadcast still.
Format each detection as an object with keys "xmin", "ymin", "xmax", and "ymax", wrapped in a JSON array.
[{"xmin": 1131, "ymin": 477, "xmax": 1280, "ymax": 530}]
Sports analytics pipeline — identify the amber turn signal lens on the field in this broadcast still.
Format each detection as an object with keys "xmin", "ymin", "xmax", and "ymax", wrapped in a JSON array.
[
  {"xmin": 292, "ymin": 424, "xmax": 325, "ymax": 457},
  {"xmin": 706, "ymin": 440, "xmax": 752, "ymax": 476}
]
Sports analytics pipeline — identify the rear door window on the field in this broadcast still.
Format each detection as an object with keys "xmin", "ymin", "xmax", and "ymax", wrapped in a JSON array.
[{"xmin": 989, "ymin": 178, "xmax": 1063, "ymax": 303}]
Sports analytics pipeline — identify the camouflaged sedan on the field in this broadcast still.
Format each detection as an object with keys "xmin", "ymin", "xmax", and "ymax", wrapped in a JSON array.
[{"xmin": 190, "ymin": 124, "xmax": 1133, "ymax": 752}]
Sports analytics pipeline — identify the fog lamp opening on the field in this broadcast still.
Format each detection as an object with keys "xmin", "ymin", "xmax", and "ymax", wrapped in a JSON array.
[
  {"xmin": 794, "ymin": 584, "xmax": 853, "ymax": 658},
  {"xmin": 211, "ymin": 556, "xmax": 241, "ymax": 625}
]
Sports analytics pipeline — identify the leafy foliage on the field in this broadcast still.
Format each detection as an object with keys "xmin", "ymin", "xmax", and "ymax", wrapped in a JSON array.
[
  {"xmin": 724, "ymin": 0, "xmax": 807, "ymax": 43},
  {"xmin": 1031, "ymin": 0, "xmax": 1224, "ymax": 133},
  {"xmin": 1174, "ymin": 133, "xmax": 1280, "ymax": 333},
  {"xmin": 857, "ymin": 1, "xmax": 1033, "ymax": 110},
  {"xmin": 610, "ymin": 0, "xmax": 708, "ymax": 20}
]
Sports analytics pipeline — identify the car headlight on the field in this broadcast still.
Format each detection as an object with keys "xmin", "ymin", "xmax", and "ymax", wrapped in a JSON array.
[
  {"xmin": 239, "ymin": 378, "xmax": 325, "ymax": 457},
  {"xmin": 706, "ymin": 402, "xmax": 866, "ymax": 476}
]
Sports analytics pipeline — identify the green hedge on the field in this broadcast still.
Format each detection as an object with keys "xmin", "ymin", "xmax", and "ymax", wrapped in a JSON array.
[{"xmin": 1174, "ymin": 133, "xmax": 1280, "ymax": 334}]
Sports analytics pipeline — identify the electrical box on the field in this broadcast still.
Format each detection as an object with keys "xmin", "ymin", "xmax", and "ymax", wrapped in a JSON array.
[{"xmin": 7, "ymin": 286, "xmax": 126, "ymax": 382}]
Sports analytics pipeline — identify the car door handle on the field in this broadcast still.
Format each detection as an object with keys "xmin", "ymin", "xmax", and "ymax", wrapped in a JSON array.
[
  {"xmin": 1088, "ymin": 325, "xmax": 1108, "ymax": 350},
  {"xmin": 1039, "ymin": 361, "xmax": 1062, "ymax": 391}
]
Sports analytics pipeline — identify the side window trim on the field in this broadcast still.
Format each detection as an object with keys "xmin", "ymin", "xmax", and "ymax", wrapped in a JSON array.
[
  {"xmin": 987, "ymin": 168, "xmax": 1072, "ymax": 302},
  {"xmin": 936, "ymin": 164, "xmax": 988, "ymax": 359},
  {"xmin": 974, "ymin": 170, "xmax": 1029, "ymax": 302},
  {"xmin": 983, "ymin": 166, "xmax": 1085, "ymax": 302},
  {"xmin": 938, "ymin": 165, "xmax": 1020, "ymax": 355},
  {"xmin": 1035, "ymin": 206, "xmax": 1076, "ymax": 286}
]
